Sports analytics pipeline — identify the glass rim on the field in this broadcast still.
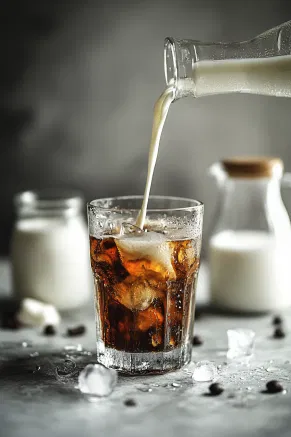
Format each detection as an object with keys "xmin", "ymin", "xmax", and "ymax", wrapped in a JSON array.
[{"xmin": 88, "ymin": 195, "xmax": 203, "ymax": 213}]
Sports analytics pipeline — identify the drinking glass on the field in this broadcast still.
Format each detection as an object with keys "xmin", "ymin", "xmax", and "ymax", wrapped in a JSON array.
[{"xmin": 87, "ymin": 195, "xmax": 203, "ymax": 374}]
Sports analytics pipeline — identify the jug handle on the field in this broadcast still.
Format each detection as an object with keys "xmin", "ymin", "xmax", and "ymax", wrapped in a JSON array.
[{"xmin": 208, "ymin": 162, "xmax": 225, "ymax": 188}]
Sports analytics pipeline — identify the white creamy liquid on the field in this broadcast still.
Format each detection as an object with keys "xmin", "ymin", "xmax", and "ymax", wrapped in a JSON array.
[
  {"xmin": 11, "ymin": 216, "xmax": 91, "ymax": 310},
  {"xmin": 210, "ymin": 231, "xmax": 291, "ymax": 312},
  {"xmin": 136, "ymin": 87, "xmax": 174, "ymax": 229},
  {"xmin": 194, "ymin": 55, "xmax": 291, "ymax": 97}
]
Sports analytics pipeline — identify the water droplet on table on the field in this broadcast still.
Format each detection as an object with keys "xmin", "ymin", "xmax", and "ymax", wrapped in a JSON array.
[
  {"xmin": 266, "ymin": 366, "xmax": 279, "ymax": 373},
  {"xmin": 64, "ymin": 344, "xmax": 83, "ymax": 352},
  {"xmin": 22, "ymin": 341, "xmax": 31, "ymax": 348},
  {"xmin": 137, "ymin": 385, "xmax": 153, "ymax": 393}
]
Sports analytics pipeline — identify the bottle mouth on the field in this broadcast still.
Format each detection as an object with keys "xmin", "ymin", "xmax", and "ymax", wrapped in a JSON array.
[{"xmin": 164, "ymin": 37, "xmax": 178, "ymax": 88}]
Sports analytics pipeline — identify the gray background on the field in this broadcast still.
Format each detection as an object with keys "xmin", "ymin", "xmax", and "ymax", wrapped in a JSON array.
[{"xmin": 2, "ymin": 0, "xmax": 291, "ymax": 254}]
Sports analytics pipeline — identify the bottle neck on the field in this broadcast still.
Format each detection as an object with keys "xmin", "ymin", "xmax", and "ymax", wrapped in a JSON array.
[
  {"xmin": 15, "ymin": 191, "xmax": 84, "ymax": 219},
  {"xmin": 164, "ymin": 21, "xmax": 291, "ymax": 99}
]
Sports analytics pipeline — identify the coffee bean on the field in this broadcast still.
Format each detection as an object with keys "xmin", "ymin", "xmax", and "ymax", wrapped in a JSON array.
[
  {"xmin": 67, "ymin": 325, "xmax": 86, "ymax": 337},
  {"xmin": 2, "ymin": 315, "xmax": 21, "ymax": 330},
  {"xmin": 2, "ymin": 310, "xmax": 21, "ymax": 330},
  {"xmin": 209, "ymin": 383, "xmax": 224, "ymax": 396},
  {"xmin": 272, "ymin": 315, "xmax": 283, "ymax": 326},
  {"xmin": 266, "ymin": 380, "xmax": 284, "ymax": 394},
  {"xmin": 273, "ymin": 327, "xmax": 285, "ymax": 339},
  {"xmin": 43, "ymin": 325, "xmax": 56, "ymax": 336},
  {"xmin": 192, "ymin": 335, "xmax": 203, "ymax": 346},
  {"xmin": 124, "ymin": 398, "xmax": 137, "ymax": 407},
  {"xmin": 30, "ymin": 365, "xmax": 41, "ymax": 374}
]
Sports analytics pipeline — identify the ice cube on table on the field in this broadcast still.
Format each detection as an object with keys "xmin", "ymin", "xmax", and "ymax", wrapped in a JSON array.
[
  {"xmin": 17, "ymin": 298, "xmax": 60, "ymax": 327},
  {"xmin": 192, "ymin": 361, "xmax": 218, "ymax": 382},
  {"xmin": 227, "ymin": 329, "xmax": 255, "ymax": 361},
  {"xmin": 78, "ymin": 364, "xmax": 118, "ymax": 397},
  {"xmin": 116, "ymin": 231, "xmax": 175, "ymax": 279}
]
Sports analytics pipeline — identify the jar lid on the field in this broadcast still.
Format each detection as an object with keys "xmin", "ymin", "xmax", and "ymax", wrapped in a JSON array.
[{"xmin": 222, "ymin": 157, "xmax": 283, "ymax": 178}]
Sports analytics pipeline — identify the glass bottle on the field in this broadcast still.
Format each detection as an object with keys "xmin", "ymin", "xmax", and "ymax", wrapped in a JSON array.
[
  {"xmin": 164, "ymin": 20, "xmax": 291, "ymax": 99},
  {"xmin": 208, "ymin": 157, "xmax": 291, "ymax": 313},
  {"xmin": 11, "ymin": 190, "xmax": 91, "ymax": 310}
]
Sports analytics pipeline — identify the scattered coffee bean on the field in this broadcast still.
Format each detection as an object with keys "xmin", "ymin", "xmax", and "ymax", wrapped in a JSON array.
[
  {"xmin": 209, "ymin": 383, "xmax": 224, "ymax": 396},
  {"xmin": 67, "ymin": 325, "xmax": 86, "ymax": 337},
  {"xmin": 30, "ymin": 365, "xmax": 41, "ymax": 374},
  {"xmin": 192, "ymin": 335, "xmax": 203, "ymax": 346},
  {"xmin": 272, "ymin": 315, "xmax": 283, "ymax": 326},
  {"xmin": 124, "ymin": 398, "xmax": 137, "ymax": 407},
  {"xmin": 266, "ymin": 380, "xmax": 284, "ymax": 394},
  {"xmin": 43, "ymin": 325, "xmax": 56, "ymax": 336},
  {"xmin": 273, "ymin": 327, "xmax": 285, "ymax": 339}
]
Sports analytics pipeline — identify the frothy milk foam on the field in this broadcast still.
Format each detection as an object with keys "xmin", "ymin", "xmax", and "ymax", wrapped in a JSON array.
[
  {"xmin": 116, "ymin": 231, "xmax": 175, "ymax": 279},
  {"xmin": 210, "ymin": 231, "xmax": 291, "ymax": 312}
]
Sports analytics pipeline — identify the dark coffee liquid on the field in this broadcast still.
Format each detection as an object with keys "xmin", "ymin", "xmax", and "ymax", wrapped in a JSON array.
[{"xmin": 90, "ymin": 234, "xmax": 199, "ymax": 353}]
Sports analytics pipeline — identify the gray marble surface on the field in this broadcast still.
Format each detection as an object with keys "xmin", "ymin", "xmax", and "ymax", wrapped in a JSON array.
[{"xmin": 1, "ymin": 260, "xmax": 291, "ymax": 437}]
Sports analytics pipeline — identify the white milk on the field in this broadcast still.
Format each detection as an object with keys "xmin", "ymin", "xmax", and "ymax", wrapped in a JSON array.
[
  {"xmin": 194, "ymin": 55, "xmax": 291, "ymax": 97},
  {"xmin": 136, "ymin": 87, "xmax": 174, "ymax": 229},
  {"xmin": 210, "ymin": 230, "xmax": 291, "ymax": 312},
  {"xmin": 11, "ymin": 216, "xmax": 91, "ymax": 310}
]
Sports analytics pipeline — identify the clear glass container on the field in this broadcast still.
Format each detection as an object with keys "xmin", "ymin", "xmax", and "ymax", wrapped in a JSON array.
[
  {"xmin": 11, "ymin": 190, "xmax": 91, "ymax": 310},
  {"xmin": 87, "ymin": 195, "xmax": 203, "ymax": 374},
  {"xmin": 208, "ymin": 157, "xmax": 291, "ymax": 313},
  {"xmin": 164, "ymin": 20, "xmax": 291, "ymax": 99}
]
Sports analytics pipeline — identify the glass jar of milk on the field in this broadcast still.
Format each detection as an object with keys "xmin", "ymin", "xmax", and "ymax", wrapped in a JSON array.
[
  {"xmin": 209, "ymin": 157, "xmax": 291, "ymax": 313},
  {"xmin": 11, "ymin": 190, "xmax": 91, "ymax": 310}
]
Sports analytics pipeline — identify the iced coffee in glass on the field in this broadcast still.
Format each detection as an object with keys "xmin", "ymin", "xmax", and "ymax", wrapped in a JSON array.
[{"xmin": 88, "ymin": 195, "xmax": 203, "ymax": 374}]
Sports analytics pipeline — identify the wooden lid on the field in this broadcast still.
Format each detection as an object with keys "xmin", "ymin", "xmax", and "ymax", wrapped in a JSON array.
[{"xmin": 222, "ymin": 157, "xmax": 283, "ymax": 178}]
